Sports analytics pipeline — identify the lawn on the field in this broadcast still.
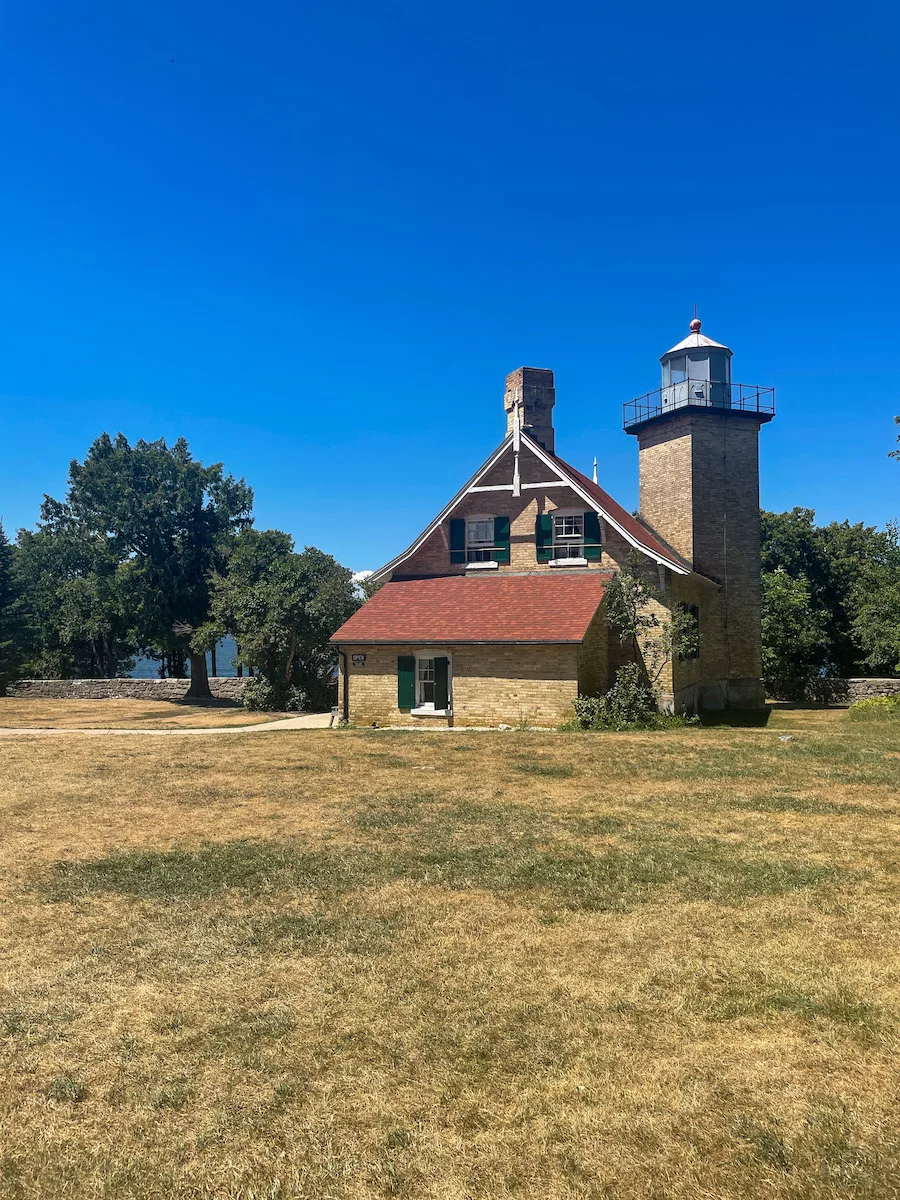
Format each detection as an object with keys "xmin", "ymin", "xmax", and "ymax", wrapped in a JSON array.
[
  {"xmin": 0, "ymin": 699, "xmax": 280, "ymax": 729},
  {"xmin": 1, "ymin": 707, "xmax": 899, "ymax": 1198}
]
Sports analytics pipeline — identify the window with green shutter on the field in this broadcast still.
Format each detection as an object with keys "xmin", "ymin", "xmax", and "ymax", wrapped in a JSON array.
[
  {"xmin": 449, "ymin": 519, "xmax": 466, "ymax": 564},
  {"xmin": 535, "ymin": 513, "xmax": 553, "ymax": 562},
  {"xmin": 397, "ymin": 655, "xmax": 416, "ymax": 708},
  {"xmin": 493, "ymin": 516, "xmax": 510, "ymax": 564},
  {"xmin": 584, "ymin": 511, "xmax": 602, "ymax": 561},
  {"xmin": 434, "ymin": 656, "xmax": 450, "ymax": 710}
]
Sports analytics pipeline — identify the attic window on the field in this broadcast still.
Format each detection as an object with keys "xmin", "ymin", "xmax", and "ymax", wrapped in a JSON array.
[{"xmin": 554, "ymin": 513, "xmax": 584, "ymax": 541}]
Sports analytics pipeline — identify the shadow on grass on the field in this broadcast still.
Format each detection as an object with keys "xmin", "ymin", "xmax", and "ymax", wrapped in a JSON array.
[
  {"xmin": 43, "ymin": 830, "xmax": 847, "ymax": 915},
  {"xmin": 697, "ymin": 708, "xmax": 772, "ymax": 728}
]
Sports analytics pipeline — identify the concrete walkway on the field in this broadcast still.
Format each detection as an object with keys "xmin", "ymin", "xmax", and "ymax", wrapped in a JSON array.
[{"xmin": 0, "ymin": 713, "xmax": 334, "ymax": 737}]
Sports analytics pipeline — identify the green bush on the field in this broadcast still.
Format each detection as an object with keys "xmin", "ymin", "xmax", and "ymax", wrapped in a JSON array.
[
  {"xmin": 847, "ymin": 695, "xmax": 900, "ymax": 721},
  {"xmin": 570, "ymin": 663, "xmax": 692, "ymax": 732},
  {"xmin": 242, "ymin": 678, "xmax": 307, "ymax": 712}
]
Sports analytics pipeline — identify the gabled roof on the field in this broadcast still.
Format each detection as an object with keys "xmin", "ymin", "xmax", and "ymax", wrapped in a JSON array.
[
  {"xmin": 331, "ymin": 574, "xmax": 610, "ymax": 645},
  {"xmin": 369, "ymin": 431, "xmax": 688, "ymax": 582},
  {"xmin": 547, "ymin": 452, "xmax": 687, "ymax": 571}
]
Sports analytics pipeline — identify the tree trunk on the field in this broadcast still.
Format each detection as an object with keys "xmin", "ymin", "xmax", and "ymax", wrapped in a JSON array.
[
  {"xmin": 210, "ymin": 643, "xmax": 217, "ymax": 677},
  {"xmin": 187, "ymin": 650, "xmax": 212, "ymax": 699}
]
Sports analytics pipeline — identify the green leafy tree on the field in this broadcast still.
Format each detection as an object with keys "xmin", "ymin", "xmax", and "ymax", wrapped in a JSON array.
[
  {"xmin": 43, "ymin": 434, "xmax": 253, "ymax": 696},
  {"xmin": 13, "ymin": 525, "xmax": 136, "ymax": 679},
  {"xmin": 760, "ymin": 568, "xmax": 830, "ymax": 699},
  {"xmin": 761, "ymin": 509, "xmax": 900, "ymax": 683},
  {"xmin": 199, "ymin": 530, "xmax": 359, "ymax": 711},
  {"xmin": 890, "ymin": 416, "xmax": 900, "ymax": 462},
  {"xmin": 604, "ymin": 565, "xmax": 699, "ymax": 694},
  {"xmin": 0, "ymin": 522, "xmax": 23, "ymax": 691}
]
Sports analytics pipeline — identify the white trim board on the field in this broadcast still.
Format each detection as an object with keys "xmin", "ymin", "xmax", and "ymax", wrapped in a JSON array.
[{"xmin": 369, "ymin": 432, "xmax": 687, "ymax": 582}]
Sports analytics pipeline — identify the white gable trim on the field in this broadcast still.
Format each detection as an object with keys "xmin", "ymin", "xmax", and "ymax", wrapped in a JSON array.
[
  {"xmin": 518, "ymin": 434, "xmax": 689, "ymax": 574},
  {"xmin": 369, "ymin": 436, "xmax": 518, "ymax": 583},
  {"xmin": 369, "ymin": 432, "xmax": 687, "ymax": 583}
]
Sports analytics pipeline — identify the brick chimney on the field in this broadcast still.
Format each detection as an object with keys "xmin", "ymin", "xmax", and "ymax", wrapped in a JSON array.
[{"xmin": 504, "ymin": 367, "xmax": 555, "ymax": 453}]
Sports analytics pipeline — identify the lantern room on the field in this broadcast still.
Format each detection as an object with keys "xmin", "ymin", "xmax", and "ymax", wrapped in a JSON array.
[{"xmin": 660, "ymin": 317, "xmax": 732, "ymax": 411}]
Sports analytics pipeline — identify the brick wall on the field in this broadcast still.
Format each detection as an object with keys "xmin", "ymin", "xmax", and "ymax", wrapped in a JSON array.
[
  {"xmin": 6, "ymin": 678, "xmax": 251, "ymax": 702},
  {"xmin": 636, "ymin": 410, "xmax": 767, "ymax": 708},
  {"xmin": 397, "ymin": 446, "xmax": 632, "ymax": 579},
  {"xmin": 339, "ymin": 643, "xmax": 579, "ymax": 727}
]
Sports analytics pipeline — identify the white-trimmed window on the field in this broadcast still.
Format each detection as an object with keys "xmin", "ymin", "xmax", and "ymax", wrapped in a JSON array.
[
  {"xmin": 466, "ymin": 516, "xmax": 496, "ymax": 563},
  {"xmin": 417, "ymin": 657, "xmax": 435, "ymax": 706},
  {"xmin": 552, "ymin": 510, "xmax": 585, "ymax": 560}
]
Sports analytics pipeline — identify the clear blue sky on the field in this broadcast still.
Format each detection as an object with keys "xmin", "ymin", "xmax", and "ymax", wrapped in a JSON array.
[{"xmin": 1, "ymin": 0, "xmax": 898, "ymax": 572}]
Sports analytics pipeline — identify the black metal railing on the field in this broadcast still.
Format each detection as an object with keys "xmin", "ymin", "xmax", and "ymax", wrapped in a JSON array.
[
  {"xmin": 623, "ymin": 380, "xmax": 775, "ymax": 430},
  {"xmin": 465, "ymin": 546, "xmax": 503, "ymax": 562}
]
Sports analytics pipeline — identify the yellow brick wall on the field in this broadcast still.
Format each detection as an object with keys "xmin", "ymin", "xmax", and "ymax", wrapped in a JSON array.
[
  {"xmin": 636, "ymin": 411, "xmax": 767, "ymax": 707},
  {"xmin": 338, "ymin": 643, "xmax": 579, "ymax": 727},
  {"xmin": 576, "ymin": 605, "xmax": 609, "ymax": 697}
]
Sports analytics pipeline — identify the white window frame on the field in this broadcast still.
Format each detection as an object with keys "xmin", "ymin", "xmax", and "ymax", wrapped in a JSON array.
[
  {"xmin": 410, "ymin": 649, "xmax": 453, "ymax": 717},
  {"xmin": 548, "ymin": 508, "xmax": 588, "ymax": 566},
  {"xmin": 464, "ymin": 514, "xmax": 500, "ymax": 570}
]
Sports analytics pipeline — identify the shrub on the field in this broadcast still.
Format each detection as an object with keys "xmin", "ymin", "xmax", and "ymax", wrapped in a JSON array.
[
  {"xmin": 242, "ymin": 678, "xmax": 307, "ymax": 712},
  {"xmin": 848, "ymin": 695, "xmax": 900, "ymax": 721},
  {"xmin": 571, "ymin": 663, "xmax": 691, "ymax": 732}
]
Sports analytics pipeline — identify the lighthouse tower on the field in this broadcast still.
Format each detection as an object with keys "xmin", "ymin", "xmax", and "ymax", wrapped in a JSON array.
[{"xmin": 624, "ymin": 319, "xmax": 775, "ymax": 710}]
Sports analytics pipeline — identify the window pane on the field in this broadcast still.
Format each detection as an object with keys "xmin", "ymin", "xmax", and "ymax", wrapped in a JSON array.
[
  {"xmin": 668, "ymin": 356, "xmax": 686, "ymax": 384},
  {"xmin": 468, "ymin": 520, "xmax": 493, "ymax": 545},
  {"xmin": 554, "ymin": 514, "xmax": 583, "ymax": 538}
]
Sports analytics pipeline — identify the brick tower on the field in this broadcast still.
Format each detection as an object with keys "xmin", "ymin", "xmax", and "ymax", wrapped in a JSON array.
[{"xmin": 624, "ymin": 319, "xmax": 775, "ymax": 709}]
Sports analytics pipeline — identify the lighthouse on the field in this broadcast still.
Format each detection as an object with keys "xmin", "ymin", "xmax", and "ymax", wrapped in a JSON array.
[{"xmin": 625, "ymin": 319, "xmax": 775, "ymax": 710}]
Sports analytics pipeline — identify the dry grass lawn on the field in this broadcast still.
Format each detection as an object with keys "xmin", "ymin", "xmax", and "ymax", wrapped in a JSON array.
[
  {"xmin": 1, "ymin": 706, "xmax": 899, "ymax": 1198},
  {"xmin": 0, "ymin": 699, "xmax": 279, "ymax": 729}
]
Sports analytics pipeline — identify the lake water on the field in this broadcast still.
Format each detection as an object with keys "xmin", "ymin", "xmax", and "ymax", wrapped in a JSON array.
[{"xmin": 130, "ymin": 635, "xmax": 240, "ymax": 679}]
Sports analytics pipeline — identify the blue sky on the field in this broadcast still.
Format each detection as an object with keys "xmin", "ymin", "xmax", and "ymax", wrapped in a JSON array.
[{"xmin": 1, "ymin": 0, "xmax": 898, "ymax": 572}]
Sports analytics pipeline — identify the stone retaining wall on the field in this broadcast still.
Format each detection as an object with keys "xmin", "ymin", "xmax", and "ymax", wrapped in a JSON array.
[
  {"xmin": 5, "ymin": 678, "xmax": 251, "ymax": 703},
  {"xmin": 836, "ymin": 678, "xmax": 900, "ymax": 703}
]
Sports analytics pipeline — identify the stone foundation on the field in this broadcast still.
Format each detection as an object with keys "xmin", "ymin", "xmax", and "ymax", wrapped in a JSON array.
[{"xmin": 5, "ymin": 678, "xmax": 251, "ymax": 703}]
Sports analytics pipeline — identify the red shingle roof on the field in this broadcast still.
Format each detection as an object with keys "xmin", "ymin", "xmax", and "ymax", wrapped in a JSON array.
[
  {"xmin": 331, "ymin": 574, "xmax": 610, "ymax": 645},
  {"xmin": 548, "ymin": 452, "xmax": 685, "ymax": 570}
]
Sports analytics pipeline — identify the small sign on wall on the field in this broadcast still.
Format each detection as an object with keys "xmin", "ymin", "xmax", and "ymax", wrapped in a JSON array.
[{"xmin": 351, "ymin": 653, "xmax": 367, "ymax": 667}]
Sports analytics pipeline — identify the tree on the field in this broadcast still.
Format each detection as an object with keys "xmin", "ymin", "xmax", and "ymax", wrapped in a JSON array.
[
  {"xmin": 0, "ymin": 522, "xmax": 22, "ymax": 692},
  {"xmin": 761, "ymin": 568, "xmax": 829, "ymax": 699},
  {"xmin": 604, "ymin": 565, "xmax": 699, "ymax": 694},
  {"xmin": 761, "ymin": 509, "xmax": 900, "ymax": 684},
  {"xmin": 42, "ymin": 434, "xmax": 253, "ymax": 697},
  {"xmin": 890, "ymin": 416, "xmax": 900, "ymax": 462},
  {"xmin": 199, "ymin": 530, "xmax": 359, "ymax": 711},
  {"xmin": 13, "ymin": 525, "xmax": 136, "ymax": 679}
]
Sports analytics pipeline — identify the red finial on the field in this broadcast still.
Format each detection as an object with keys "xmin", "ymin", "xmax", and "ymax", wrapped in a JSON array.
[{"xmin": 690, "ymin": 317, "xmax": 702, "ymax": 333}]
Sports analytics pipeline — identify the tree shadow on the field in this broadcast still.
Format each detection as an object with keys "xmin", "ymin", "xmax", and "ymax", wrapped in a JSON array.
[{"xmin": 697, "ymin": 708, "xmax": 772, "ymax": 728}]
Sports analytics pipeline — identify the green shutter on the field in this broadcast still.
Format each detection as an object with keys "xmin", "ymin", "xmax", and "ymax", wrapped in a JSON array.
[
  {"xmin": 584, "ymin": 511, "xmax": 601, "ymax": 561},
  {"xmin": 535, "ymin": 513, "xmax": 553, "ymax": 562},
  {"xmin": 397, "ymin": 655, "xmax": 416, "ymax": 708},
  {"xmin": 449, "ymin": 518, "xmax": 466, "ymax": 564},
  {"xmin": 493, "ymin": 515, "xmax": 510, "ymax": 564},
  {"xmin": 434, "ymin": 656, "xmax": 450, "ymax": 710}
]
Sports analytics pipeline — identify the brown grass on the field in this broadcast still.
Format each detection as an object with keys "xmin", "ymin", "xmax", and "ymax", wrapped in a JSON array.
[
  {"xmin": 0, "ymin": 699, "xmax": 279, "ymax": 729},
  {"xmin": 1, "ymin": 707, "xmax": 899, "ymax": 1198}
]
